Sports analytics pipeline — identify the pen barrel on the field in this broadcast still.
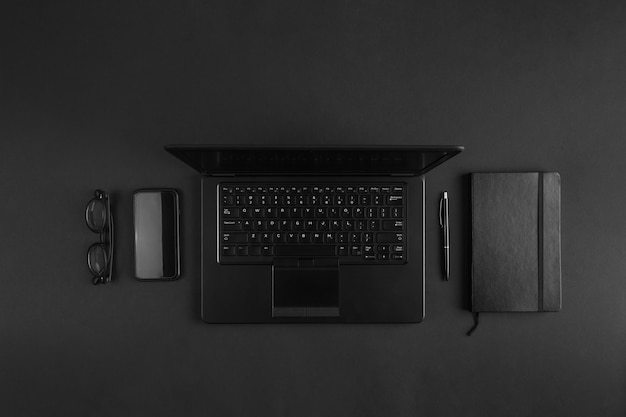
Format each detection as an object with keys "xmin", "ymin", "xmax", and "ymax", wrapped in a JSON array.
[{"xmin": 440, "ymin": 192, "xmax": 450, "ymax": 279}]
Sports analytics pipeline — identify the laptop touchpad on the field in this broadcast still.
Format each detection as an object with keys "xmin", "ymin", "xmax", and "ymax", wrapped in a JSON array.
[{"xmin": 272, "ymin": 258, "xmax": 339, "ymax": 317}]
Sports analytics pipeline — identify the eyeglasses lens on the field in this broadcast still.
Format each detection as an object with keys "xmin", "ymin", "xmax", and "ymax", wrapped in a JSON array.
[
  {"xmin": 88, "ymin": 244, "xmax": 108, "ymax": 276},
  {"xmin": 86, "ymin": 199, "xmax": 107, "ymax": 231}
]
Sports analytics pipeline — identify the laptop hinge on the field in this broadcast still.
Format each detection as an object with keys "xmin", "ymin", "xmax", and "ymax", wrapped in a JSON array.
[
  {"xmin": 206, "ymin": 172, "xmax": 235, "ymax": 177},
  {"xmin": 205, "ymin": 172, "xmax": 413, "ymax": 177}
]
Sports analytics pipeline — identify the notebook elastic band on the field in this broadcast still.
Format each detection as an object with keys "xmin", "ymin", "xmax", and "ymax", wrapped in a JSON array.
[
  {"xmin": 467, "ymin": 312, "xmax": 480, "ymax": 336},
  {"xmin": 538, "ymin": 172, "xmax": 544, "ymax": 312}
]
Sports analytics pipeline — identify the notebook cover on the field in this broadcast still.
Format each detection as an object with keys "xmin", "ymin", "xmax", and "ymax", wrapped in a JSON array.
[{"xmin": 471, "ymin": 172, "xmax": 561, "ymax": 312}]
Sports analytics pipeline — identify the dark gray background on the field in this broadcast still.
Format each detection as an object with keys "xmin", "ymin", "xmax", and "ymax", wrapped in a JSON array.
[{"xmin": 1, "ymin": 1, "xmax": 625, "ymax": 416}]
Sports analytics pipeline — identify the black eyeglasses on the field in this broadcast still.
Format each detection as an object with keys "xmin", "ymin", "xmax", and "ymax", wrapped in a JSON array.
[{"xmin": 85, "ymin": 190, "xmax": 114, "ymax": 285}]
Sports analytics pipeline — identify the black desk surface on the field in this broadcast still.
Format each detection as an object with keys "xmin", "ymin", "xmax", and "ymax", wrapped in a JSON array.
[{"xmin": 2, "ymin": 2, "xmax": 625, "ymax": 416}]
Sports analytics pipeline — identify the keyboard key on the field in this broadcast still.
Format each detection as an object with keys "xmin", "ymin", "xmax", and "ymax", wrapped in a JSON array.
[
  {"xmin": 240, "ymin": 207, "xmax": 251, "ymax": 218},
  {"xmin": 222, "ymin": 245, "xmax": 236, "ymax": 256},
  {"xmin": 274, "ymin": 245, "xmax": 336, "ymax": 256},
  {"xmin": 392, "ymin": 245, "xmax": 404, "ymax": 252},
  {"xmin": 382, "ymin": 220, "xmax": 404, "ymax": 231},
  {"xmin": 222, "ymin": 208, "xmax": 238, "ymax": 217},
  {"xmin": 222, "ymin": 220, "xmax": 242, "ymax": 231},
  {"xmin": 388, "ymin": 195, "xmax": 403, "ymax": 205},
  {"xmin": 376, "ymin": 233, "xmax": 404, "ymax": 243},
  {"xmin": 222, "ymin": 233, "xmax": 248, "ymax": 243},
  {"xmin": 290, "ymin": 207, "xmax": 302, "ymax": 217}
]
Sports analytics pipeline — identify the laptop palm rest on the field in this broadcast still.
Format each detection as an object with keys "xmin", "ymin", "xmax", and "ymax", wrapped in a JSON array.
[{"xmin": 272, "ymin": 257, "xmax": 339, "ymax": 318}]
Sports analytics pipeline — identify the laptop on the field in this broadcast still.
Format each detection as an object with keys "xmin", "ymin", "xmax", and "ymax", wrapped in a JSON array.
[{"xmin": 165, "ymin": 145, "xmax": 463, "ymax": 323}]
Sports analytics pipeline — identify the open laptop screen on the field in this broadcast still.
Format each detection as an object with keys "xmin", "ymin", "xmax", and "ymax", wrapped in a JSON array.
[{"xmin": 165, "ymin": 145, "xmax": 463, "ymax": 176}]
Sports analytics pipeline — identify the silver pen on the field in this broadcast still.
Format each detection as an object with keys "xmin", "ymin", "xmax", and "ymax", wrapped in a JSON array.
[{"xmin": 439, "ymin": 192, "xmax": 450, "ymax": 280}]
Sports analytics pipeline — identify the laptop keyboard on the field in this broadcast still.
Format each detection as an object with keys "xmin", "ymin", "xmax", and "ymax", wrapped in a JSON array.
[{"xmin": 219, "ymin": 183, "xmax": 406, "ymax": 264}]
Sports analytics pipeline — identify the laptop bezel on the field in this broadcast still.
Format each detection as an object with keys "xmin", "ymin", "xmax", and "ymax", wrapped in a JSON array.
[{"xmin": 164, "ymin": 145, "xmax": 464, "ymax": 177}]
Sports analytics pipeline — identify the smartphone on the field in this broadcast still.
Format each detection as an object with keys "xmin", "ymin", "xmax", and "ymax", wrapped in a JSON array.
[{"xmin": 133, "ymin": 189, "xmax": 180, "ymax": 280}]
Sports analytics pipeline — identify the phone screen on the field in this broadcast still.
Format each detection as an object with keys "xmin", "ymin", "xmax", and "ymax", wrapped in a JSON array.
[{"xmin": 134, "ymin": 190, "xmax": 180, "ymax": 280}]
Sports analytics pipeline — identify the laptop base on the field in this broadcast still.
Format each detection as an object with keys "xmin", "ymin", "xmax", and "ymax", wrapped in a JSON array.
[{"xmin": 200, "ymin": 175, "xmax": 425, "ymax": 323}]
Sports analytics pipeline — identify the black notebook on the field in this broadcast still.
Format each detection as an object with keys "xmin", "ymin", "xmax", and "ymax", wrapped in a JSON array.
[{"xmin": 471, "ymin": 172, "xmax": 561, "ymax": 313}]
